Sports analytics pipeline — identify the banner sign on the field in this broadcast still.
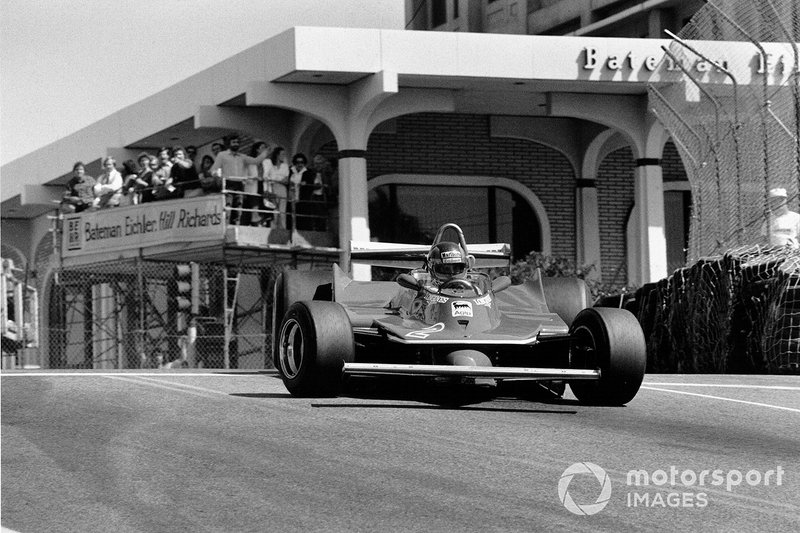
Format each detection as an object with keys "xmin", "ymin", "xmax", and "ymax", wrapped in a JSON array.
[{"xmin": 62, "ymin": 196, "xmax": 226, "ymax": 257}]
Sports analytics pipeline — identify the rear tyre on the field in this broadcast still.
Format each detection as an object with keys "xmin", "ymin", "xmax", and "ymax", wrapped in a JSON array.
[
  {"xmin": 277, "ymin": 301, "xmax": 354, "ymax": 397},
  {"xmin": 568, "ymin": 307, "xmax": 646, "ymax": 406},
  {"xmin": 271, "ymin": 269, "xmax": 332, "ymax": 368}
]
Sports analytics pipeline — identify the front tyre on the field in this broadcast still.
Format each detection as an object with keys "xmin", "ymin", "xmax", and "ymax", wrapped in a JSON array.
[
  {"xmin": 569, "ymin": 307, "xmax": 646, "ymax": 405},
  {"xmin": 277, "ymin": 301, "xmax": 354, "ymax": 397}
]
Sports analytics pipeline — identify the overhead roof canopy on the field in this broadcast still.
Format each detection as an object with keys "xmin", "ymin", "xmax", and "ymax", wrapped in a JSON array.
[{"xmin": 3, "ymin": 26, "xmax": 793, "ymax": 219}]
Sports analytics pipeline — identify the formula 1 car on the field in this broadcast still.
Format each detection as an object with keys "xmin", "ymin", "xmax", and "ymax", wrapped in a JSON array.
[{"xmin": 272, "ymin": 223, "xmax": 646, "ymax": 405}]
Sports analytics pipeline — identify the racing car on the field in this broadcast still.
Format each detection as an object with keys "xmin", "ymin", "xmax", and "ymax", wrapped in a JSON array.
[{"xmin": 272, "ymin": 223, "xmax": 646, "ymax": 405}]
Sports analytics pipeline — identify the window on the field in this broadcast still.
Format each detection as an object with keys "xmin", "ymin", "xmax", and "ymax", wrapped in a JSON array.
[
  {"xmin": 369, "ymin": 182, "xmax": 541, "ymax": 259},
  {"xmin": 453, "ymin": 0, "xmax": 459, "ymax": 19},
  {"xmin": 664, "ymin": 189, "xmax": 691, "ymax": 273},
  {"xmin": 431, "ymin": 0, "xmax": 447, "ymax": 27}
]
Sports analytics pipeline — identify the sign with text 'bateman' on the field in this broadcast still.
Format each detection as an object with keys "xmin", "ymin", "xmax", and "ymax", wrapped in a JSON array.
[{"xmin": 62, "ymin": 196, "xmax": 226, "ymax": 257}]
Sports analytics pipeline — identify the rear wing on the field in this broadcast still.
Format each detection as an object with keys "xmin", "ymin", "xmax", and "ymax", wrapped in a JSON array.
[{"xmin": 350, "ymin": 241, "xmax": 511, "ymax": 270}]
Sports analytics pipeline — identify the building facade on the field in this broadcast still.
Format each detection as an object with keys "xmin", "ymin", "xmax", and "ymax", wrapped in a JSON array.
[{"xmin": 4, "ymin": 1, "xmax": 793, "ymax": 368}]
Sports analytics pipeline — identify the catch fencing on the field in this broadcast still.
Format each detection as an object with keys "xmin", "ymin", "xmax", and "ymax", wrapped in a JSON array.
[{"xmin": 48, "ymin": 259, "xmax": 283, "ymax": 369}]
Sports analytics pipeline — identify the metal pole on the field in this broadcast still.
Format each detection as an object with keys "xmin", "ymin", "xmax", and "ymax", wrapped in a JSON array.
[{"xmin": 223, "ymin": 264, "xmax": 230, "ymax": 370}]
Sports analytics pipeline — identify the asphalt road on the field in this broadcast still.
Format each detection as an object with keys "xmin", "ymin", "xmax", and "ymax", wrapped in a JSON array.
[{"xmin": 2, "ymin": 371, "xmax": 799, "ymax": 533}]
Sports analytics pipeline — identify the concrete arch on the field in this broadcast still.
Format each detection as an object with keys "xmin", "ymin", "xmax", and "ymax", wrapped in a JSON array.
[
  {"xmin": 644, "ymin": 119, "xmax": 671, "ymax": 161},
  {"xmin": 489, "ymin": 116, "xmax": 581, "ymax": 178},
  {"xmin": 581, "ymin": 129, "xmax": 619, "ymax": 181},
  {"xmin": 368, "ymin": 173, "xmax": 552, "ymax": 254},
  {"xmin": 247, "ymin": 79, "xmax": 455, "ymax": 151},
  {"xmin": 547, "ymin": 93, "xmax": 646, "ymax": 159}
]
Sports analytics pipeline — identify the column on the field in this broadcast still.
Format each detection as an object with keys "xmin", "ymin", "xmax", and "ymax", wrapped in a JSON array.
[
  {"xmin": 575, "ymin": 179, "xmax": 601, "ymax": 280},
  {"xmin": 337, "ymin": 150, "xmax": 371, "ymax": 280},
  {"xmin": 632, "ymin": 159, "xmax": 668, "ymax": 285}
]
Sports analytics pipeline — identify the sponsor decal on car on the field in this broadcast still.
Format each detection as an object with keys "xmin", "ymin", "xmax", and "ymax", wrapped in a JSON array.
[
  {"xmin": 451, "ymin": 301, "xmax": 473, "ymax": 318},
  {"xmin": 474, "ymin": 294, "xmax": 492, "ymax": 307},
  {"xmin": 406, "ymin": 322, "xmax": 446, "ymax": 339},
  {"xmin": 424, "ymin": 292, "xmax": 449, "ymax": 304}
]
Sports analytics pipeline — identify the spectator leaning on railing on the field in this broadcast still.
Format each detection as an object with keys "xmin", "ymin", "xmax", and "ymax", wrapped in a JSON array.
[
  {"xmin": 135, "ymin": 152, "xmax": 156, "ymax": 203},
  {"xmin": 170, "ymin": 145, "xmax": 201, "ymax": 198},
  {"xmin": 93, "ymin": 157, "xmax": 123, "ymax": 208},
  {"xmin": 60, "ymin": 161, "xmax": 96, "ymax": 213},
  {"xmin": 263, "ymin": 146, "xmax": 290, "ymax": 228}
]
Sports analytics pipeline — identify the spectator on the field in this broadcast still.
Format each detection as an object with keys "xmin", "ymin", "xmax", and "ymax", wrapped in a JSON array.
[
  {"xmin": 136, "ymin": 152, "xmax": 156, "ymax": 203},
  {"xmin": 60, "ymin": 161, "xmax": 96, "ymax": 214},
  {"xmin": 762, "ymin": 187, "xmax": 800, "ymax": 248},
  {"xmin": 186, "ymin": 145, "xmax": 198, "ymax": 166},
  {"xmin": 197, "ymin": 155, "xmax": 220, "ymax": 193},
  {"xmin": 300, "ymin": 153, "xmax": 336, "ymax": 231},
  {"xmin": 244, "ymin": 141, "xmax": 268, "ymax": 226},
  {"xmin": 262, "ymin": 146, "xmax": 290, "ymax": 228},
  {"xmin": 152, "ymin": 147, "xmax": 180, "ymax": 200},
  {"xmin": 93, "ymin": 157, "xmax": 123, "ymax": 208},
  {"xmin": 289, "ymin": 153, "xmax": 309, "ymax": 229},
  {"xmin": 210, "ymin": 135, "xmax": 267, "ymax": 224},
  {"xmin": 119, "ymin": 159, "xmax": 140, "ymax": 206},
  {"xmin": 170, "ymin": 145, "xmax": 201, "ymax": 198},
  {"xmin": 211, "ymin": 141, "xmax": 224, "ymax": 159}
]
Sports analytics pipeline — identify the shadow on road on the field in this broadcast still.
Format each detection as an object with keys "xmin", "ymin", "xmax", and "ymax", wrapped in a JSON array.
[
  {"xmin": 321, "ymin": 376, "xmax": 580, "ymax": 413},
  {"xmin": 310, "ymin": 402, "xmax": 577, "ymax": 414},
  {"xmin": 229, "ymin": 392, "xmax": 292, "ymax": 398}
]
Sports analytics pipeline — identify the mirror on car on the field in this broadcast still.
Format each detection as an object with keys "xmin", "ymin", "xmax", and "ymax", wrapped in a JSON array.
[
  {"xmin": 492, "ymin": 276, "xmax": 512, "ymax": 293},
  {"xmin": 397, "ymin": 273, "xmax": 422, "ymax": 291}
]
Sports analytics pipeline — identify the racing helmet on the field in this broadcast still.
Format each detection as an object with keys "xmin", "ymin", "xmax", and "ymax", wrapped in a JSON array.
[{"xmin": 427, "ymin": 241, "xmax": 468, "ymax": 282}]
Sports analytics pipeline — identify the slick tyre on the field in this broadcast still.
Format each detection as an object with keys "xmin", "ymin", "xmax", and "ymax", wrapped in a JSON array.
[
  {"xmin": 568, "ymin": 307, "xmax": 646, "ymax": 406},
  {"xmin": 271, "ymin": 269, "xmax": 333, "ymax": 368},
  {"xmin": 276, "ymin": 301, "xmax": 354, "ymax": 397}
]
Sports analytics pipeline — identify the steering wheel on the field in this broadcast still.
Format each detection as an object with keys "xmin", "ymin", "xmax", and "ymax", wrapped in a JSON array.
[{"xmin": 439, "ymin": 278, "xmax": 482, "ymax": 296}]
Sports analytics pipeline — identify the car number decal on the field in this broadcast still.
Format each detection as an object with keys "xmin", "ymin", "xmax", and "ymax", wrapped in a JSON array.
[
  {"xmin": 451, "ymin": 301, "xmax": 473, "ymax": 318},
  {"xmin": 405, "ymin": 322, "xmax": 446, "ymax": 339}
]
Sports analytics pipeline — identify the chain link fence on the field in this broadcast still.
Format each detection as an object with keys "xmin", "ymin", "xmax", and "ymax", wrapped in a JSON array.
[
  {"xmin": 635, "ymin": 0, "xmax": 800, "ymax": 373},
  {"xmin": 47, "ymin": 259, "xmax": 284, "ymax": 369}
]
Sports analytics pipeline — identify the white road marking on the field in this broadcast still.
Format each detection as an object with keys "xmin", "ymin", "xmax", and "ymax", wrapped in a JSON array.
[
  {"xmin": 642, "ymin": 386, "xmax": 800, "ymax": 414},
  {"xmin": 105, "ymin": 375, "xmax": 220, "ymax": 399},
  {"xmin": 644, "ymin": 382, "xmax": 800, "ymax": 391},
  {"xmin": 132, "ymin": 376, "xmax": 235, "ymax": 397}
]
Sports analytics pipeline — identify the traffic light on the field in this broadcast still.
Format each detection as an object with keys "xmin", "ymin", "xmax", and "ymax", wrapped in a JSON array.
[{"xmin": 172, "ymin": 262, "xmax": 200, "ymax": 332}]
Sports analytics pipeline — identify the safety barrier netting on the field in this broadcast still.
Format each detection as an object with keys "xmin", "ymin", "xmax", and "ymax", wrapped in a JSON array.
[{"xmin": 626, "ymin": 246, "xmax": 800, "ymax": 373}]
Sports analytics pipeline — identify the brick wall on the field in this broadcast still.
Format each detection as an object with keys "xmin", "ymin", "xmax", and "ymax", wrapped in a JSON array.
[
  {"xmin": 321, "ymin": 113, "xmax": 577, "ymax": 260},
  {"xmin": 597, "ymin": 147, "xmax": 635, "ymax": 284},
  {"xmin": 662, "ymin": 141, "xmax": 688, "ymax": 183}
]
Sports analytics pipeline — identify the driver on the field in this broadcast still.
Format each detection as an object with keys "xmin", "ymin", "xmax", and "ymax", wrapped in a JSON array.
[{"xmin": 426, "ymin": 241, "xmax": 469, "ymax": 285}]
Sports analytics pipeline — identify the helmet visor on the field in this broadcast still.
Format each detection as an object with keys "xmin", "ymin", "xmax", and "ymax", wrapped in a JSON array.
[{"xmin": 433, "ymin": 262, "xmax": 466, "ymax": 277}]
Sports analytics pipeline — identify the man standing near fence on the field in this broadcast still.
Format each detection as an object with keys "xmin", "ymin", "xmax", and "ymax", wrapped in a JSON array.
[{"xmin": 761, "ymin": 187, "xmax": 800, "ymax": 249}]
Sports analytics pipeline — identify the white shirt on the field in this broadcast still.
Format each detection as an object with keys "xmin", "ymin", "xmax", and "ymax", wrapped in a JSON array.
[
  {"xmin": 762, "ymin": 210, "xmax": 800, "ymax": 247},
  {"xmin": 263, "ymin": 160, "xmax": 290, "ymax": 197}
]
